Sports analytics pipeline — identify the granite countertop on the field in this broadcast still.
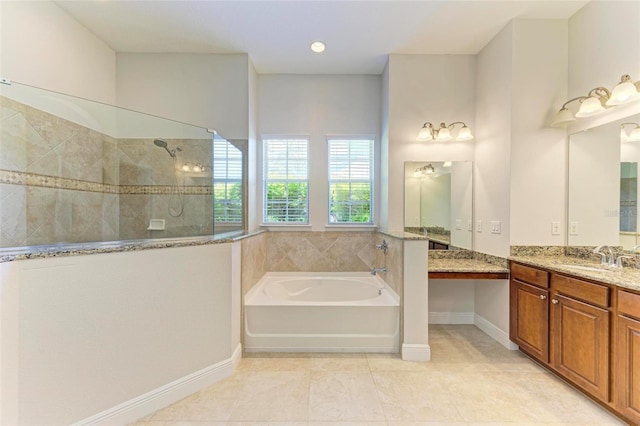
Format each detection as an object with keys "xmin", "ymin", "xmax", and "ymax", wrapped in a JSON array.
[
  {"xmin": 429, "ymin": 257, "xmax": 509, "ymax": 274},
  {"xmin": 509, "ymin": 255, "xmax": 640, "ymax": 292},
  {"xmin": 427, "ymin": 234, "xmax": 451, "ymax": 246},
  {"xmin": 0, "ymin": 230, "xmax": 266, "ymax": 263}
]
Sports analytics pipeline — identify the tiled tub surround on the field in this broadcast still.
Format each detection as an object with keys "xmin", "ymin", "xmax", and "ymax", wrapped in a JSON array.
[{"xmin": 0, "ymin": 95, "xmax": 216, "ymax": 247}]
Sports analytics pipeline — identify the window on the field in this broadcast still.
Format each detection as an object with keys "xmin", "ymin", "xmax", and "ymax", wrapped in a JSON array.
[
  {"xmin": 328, "ymin": 138, "xmax": 373, "ymax": 224},
  {"xmin": 263, "ymin": 137, "xmax": 309, "ymax": 223},
  {"xmin": 213, "ymin": 137, "xmax": 243, "ymax": 223}
]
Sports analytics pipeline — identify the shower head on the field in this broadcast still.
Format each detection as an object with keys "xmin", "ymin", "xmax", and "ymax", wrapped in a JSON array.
[{"xmin": 154, "ymin": 139, "xmax": 176, "ymax": 157}]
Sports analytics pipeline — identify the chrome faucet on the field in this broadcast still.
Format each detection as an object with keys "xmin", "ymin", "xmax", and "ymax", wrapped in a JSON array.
[
  {"xmin": 371, "ymin": 267, "xmax": 387, "ymax": 275},
  {"xmin": 375, "ymin": 240, "xmax": 388, "ymax": 255},
  {"xmin": 593, "ymin": 245, "xmax": 614, "ymax": 266},
  {"xmin": 632, "ymin": 244, "xmax": 640, "ymax": 253},
  {"xmin": 615, "ymin": 255, "xmax": 633, "ymax": 268}
]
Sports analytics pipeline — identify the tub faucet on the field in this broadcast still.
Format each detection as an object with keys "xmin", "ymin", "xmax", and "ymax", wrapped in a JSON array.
[{"xmin": 371, "ymin": 267, "xmax": 387, "ymax": 275}]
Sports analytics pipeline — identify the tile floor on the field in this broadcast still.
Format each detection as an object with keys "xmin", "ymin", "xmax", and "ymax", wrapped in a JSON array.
[{"xmin": 132, "ymin": 325, "xmax": 625, "ymax": 425}]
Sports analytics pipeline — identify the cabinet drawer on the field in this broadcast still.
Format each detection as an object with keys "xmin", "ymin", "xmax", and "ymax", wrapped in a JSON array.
[
  {"xmin": 551, "ymin": 274, "xmax": 609, "ymax": 308},
  {"xmin": 511, "ymin": 263, "xmax": 549, "ymax": 288},
  {"xmin": 618, "ymin": 290, "xmax": 640, "ymax": 320}
]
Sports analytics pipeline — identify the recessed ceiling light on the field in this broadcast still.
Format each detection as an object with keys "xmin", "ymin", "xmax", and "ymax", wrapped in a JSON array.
[{"xmin": 310, "ymin": 41, "xmax": 326, "ymax": 53}]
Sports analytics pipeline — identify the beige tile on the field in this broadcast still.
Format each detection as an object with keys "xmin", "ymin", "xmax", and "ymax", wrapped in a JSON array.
[
  {"xmin": 225, "ymin": 371, "xmax": 310, "ymax": 421},
  {"xmin": 367, "ymin": 353, "xmax": 432, "ymax": 372},
  {"xmin": 309, "ymin": 371, "xmax": 385, "ymax": 422},
  {"xmin": 372, "ymin": 371, "xmax": 464, "ymax": 422},
  {"xmin": 310, "ymin": 353, "xmax": 369, "ymax": 371},
  {"xmin": 237, "ymin": 355, "xmax": 312, "ymax": 372}
]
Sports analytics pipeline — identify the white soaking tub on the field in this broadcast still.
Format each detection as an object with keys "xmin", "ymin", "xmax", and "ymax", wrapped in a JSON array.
[{"xmin": 243, "ymin": 272, "xmax": 400, "ymax": 353}]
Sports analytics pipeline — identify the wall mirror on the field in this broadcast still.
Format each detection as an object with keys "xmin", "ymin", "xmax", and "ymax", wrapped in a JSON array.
[
  {"xmin": 568, "ymin": 113, "xmax": 639, "ymax": 250},
  {"xmin": 404, "ymin": 161, "xmax": 473, "ymax": 250}
]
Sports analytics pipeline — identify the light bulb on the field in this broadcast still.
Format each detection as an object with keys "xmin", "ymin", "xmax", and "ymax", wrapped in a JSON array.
[
  {"xmin": 607, "ymin": 75, "xmax": 640, "ymax": 106},
  {"xmin": 436, "ymin": 127, "xmax": 452, "ymax": 141},
  {"xmin": 551, "ymin": 107, "xmax": 576, "ymax": 127},
  {"xmin": 193, "ymin": 165, "xmax": 202, "ymax": 173},
  {"xmin": 575, "ymin": 96, "xmax": 606, "ymax": 118},
  {"xmin": 310, "ymin": 41, "xmax": 325, "ymax": 53},
  {"xmin": 456, "ymin": 125, "xmax": 473, "ymax": 141},
  {"xmin": 182, "ymin": 164, "xmax": 190, "ymax": 172},
  {"xmin": 416, "ymin": 125, "xmax": 433, "ymax": 141},
  {"xmin": 628, "ymin": 127, "xmax": 640, "ymax": 142}
]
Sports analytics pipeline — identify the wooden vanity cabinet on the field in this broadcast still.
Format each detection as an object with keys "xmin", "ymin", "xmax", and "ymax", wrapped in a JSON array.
[
  {"xmin": 549, "ymin": 274, "xmax": 611, "ymax": 403},
  {"xmin": 509, "ymin": 262, "xmax": 550, "ymax": 363},
  {"xmin": 615, "ymin": 289, "xmax": 640, "ymax": 424}
]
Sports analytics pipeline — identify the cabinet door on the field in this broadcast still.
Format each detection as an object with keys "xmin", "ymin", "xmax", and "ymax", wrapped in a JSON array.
[
  {"xmin": 551, "ymin": 294, "xmax": 610, "ymax": 402},
  {"xmin": 510, "ymin": 279, "xmax": 549, "ymax": 363},
  {"xmin": 616, "ymin": 315, "xmax": 640, "ymax": 424}
]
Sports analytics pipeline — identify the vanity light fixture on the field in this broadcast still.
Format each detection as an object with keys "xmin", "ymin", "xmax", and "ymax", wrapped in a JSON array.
[
  {"xmin": 552, "ymin": 74, "xmax": 640, "ymax": 127},
  {"xmin": 181, "ymin": 162, "xmax": 207, "ymax": 173},
  {"xmin": 414, "ymin": 163, "xmax": 435, "ymax": 177},
  {"xmin": 416, "ymin": 122, "xmax": 473, "ymax": 142},
  {"xmin": 620, "ymin": 123, "xmax": 640, "ymax": 142}
]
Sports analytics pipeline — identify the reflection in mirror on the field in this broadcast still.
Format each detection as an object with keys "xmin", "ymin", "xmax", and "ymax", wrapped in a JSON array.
[
  {"xmin": 568, "ymin": 113, "xmax": 639, "ymax": 250},
  {"xmin": 404, "ymin": 161, "xmax": 473, "ymax": 250}
]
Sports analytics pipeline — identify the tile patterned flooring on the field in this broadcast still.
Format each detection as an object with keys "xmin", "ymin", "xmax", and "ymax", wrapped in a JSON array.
[{"xmin": 132, "ymin": 325, "xmax": 625, "ymax": 425}]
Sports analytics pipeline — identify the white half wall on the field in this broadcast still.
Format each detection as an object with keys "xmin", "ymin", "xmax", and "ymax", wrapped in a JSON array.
[
  {"xmin": 0, "ymin": 244, "xmax": 240, "ymax": 425},
  {"xmin": 0, "ymin": 0, "xmax": 116, "ymax": 104}
]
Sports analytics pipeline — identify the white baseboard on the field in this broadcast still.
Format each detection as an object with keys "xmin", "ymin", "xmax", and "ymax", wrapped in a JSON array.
[
  {"xmin": 474, "ymin": 314, "xmax": 518, "ymax": 350},
  {"xmin": 401, "ymin": 343, "xmax": 431, "ymax": 361},
  {"xmin": 429, "ymin": 311, "xmax": 474, "ymax": 324},
  {"xmin": 74, "ymin": 346, "xmax": 242, "ymax": 426}
]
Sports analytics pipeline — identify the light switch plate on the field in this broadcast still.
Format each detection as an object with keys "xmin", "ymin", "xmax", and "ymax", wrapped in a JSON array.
[
  {"xmin": 569, "ymin": 221, "xmax": 579, "ymax": 235},
  {"xmin": 476, "ymin": 220, "xmax": 482, "ymax": 233},
  {"xmin": 491, "ymin": 221, "xmax": 501, "ymax": 234},
  {"xmin": 551, "ymin": 221, "xmax": 560, "ymax": 235}
]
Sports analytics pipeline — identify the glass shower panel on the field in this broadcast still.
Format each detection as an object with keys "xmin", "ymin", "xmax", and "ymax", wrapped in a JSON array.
[{"xmin": 0, "ymin": 80, "xmax": 242, "ymax": 249}]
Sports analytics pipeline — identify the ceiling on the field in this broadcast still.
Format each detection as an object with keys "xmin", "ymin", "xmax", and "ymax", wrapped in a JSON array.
[{"xmin": 56, "ymin": 0, "xmax": 588, "ymax": 75}]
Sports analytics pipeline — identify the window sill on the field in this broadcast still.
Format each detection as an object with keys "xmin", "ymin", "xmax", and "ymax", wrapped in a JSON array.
[
  {"xmin": 260, "ymin": 224, "xmax": 313, "ymax": 232},
  {"xmin": 324, "ymin": 224, "xmax": 377, "ymax": 232}
]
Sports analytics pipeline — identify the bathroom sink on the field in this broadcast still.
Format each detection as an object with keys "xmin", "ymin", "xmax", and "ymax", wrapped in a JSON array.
[{"xmin": 559, "ymin": 264, "xmax": 612, "ymax": 273}]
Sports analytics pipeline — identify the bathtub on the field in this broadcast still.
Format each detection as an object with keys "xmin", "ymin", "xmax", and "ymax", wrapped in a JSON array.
[{"xmin": 244, "ymin": 272, "xmax": 400, "ymax": 353}]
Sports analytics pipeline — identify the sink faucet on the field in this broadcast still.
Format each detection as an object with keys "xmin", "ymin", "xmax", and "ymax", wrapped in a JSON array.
[
  {"xmin": 632, "ymin": 244, "xmax": 640, "ymax": 253},
  {"xmin": 371, "ymin": 267, "xmax": 387, "ymax": 275},
  {"xmin": 593, "ymin": 245, "xmax": 614, "ymax": 266}
]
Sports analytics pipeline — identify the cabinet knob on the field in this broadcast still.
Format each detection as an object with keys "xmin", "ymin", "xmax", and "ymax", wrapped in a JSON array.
[
  {"xmin": 552, "ymin": 299, "xmax": 559, "ymax": 304},
  {"xmin": 540, "ymin": 294, "xmax": 546, "ymax": 300}
]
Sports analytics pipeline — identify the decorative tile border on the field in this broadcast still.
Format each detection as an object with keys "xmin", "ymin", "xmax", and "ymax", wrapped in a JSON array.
[{"xmin": 0, "ymin": 169, "xmax": 212, "ymax": 195}]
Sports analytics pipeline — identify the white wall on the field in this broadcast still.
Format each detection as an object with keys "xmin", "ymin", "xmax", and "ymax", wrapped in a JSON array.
[
  {"xmin": 568, "ymin": 1, "xmax": 640, "ymax": 100},
  {"xmin": 474, "ymin": 23, "xmax": 512, "ymax": 258},
  {"xmin": 248, "ymin": 60, "xmax": 259, "ymax": 231},
  {"xmin": 387, "ymin": 55, "xmax": 476, "ymax": 232},
  {"xmin": 380, "ymin": 62, "xmax": 391, "ymax": 230},
  {"xmin": 257, "ymin": 74, "xmax": 382, "ymax": 230},
  {"xmin": 0, "ymin": 244, "xmax": 240, "ymax": 425},
  {"xmin": 421, "ymin": 174, "xmax": 450, "ymax": 229},
  {"xmin": 450, "ymin": 161, "xmax": 473, "ymax": 248},
  {"xmin": 116, "ymin": 53, "xmax": 250, "ymax": 140},
  {"xmin": 429, "ymin": 280, "xmax": 475, "ymax": 324},
  {"xmin": 0, "ymin": 1, "xmax": 116, "ymax": 104},
  {"xmin": 510, "ymin": 20, "xmax": 568, "ymax": 246}
]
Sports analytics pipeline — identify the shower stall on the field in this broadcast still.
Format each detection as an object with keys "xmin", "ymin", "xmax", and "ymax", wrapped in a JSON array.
[{"xmin": 0, "ymin": 81, "xmax": 245, "ymax": 249}]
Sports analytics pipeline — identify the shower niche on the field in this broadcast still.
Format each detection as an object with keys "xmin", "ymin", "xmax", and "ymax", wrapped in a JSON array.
[{"xmin": 0, "ymin": 81, "xmax": 245, "ymax": 248}]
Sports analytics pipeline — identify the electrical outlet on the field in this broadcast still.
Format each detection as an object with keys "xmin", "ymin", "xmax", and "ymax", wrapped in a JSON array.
[
  {"xmin": 467, "ymin": 220, "xmax": 472, "ymax": 232},
  {"xmin": 551, "ymin": 221, "xmax": 560, "ymax": 235},
  {"xmin": 476, "ymin": 220, "xmax": 482, "ymax": 233},
  {"xmin": 491, "ymin": 221, "xmax": 501, "ymax": 234},
  {"xmin": 569, "ymin": 221, "xmax": 579, "ymax": 235},
  {"xmin": 455, "ymin": 219, "xmax": 462, "ymax": 230}
]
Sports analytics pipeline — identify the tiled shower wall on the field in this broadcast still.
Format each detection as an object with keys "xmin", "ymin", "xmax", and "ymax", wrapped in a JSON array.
[{"xmin": 0, "ymin": 96, "xmax": 213, "ymax": 248}]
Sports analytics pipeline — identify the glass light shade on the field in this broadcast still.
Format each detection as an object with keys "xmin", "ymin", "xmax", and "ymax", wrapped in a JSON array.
[
  {"xmin": 575, "ymin": 96, "xmax": 606, "ymax": 117},
  {"xmin": 182, "ymin": 164, "xmax": 190, "ymax": 172},
  {"xmin": 628, "ymin": 127, "xmax": 640, "ymax": 142},
  {"xmin": 416, "ymin": 126, "xmax": 433, "ymax": 141},
  {"xmin": 310, "ymin": 41, "xmax": 325, "ymax": 53},
  {"xmin": 436, "ymin": 127, "xmax": 452, "ymax": 141},
  {"xmin": 607, "ymin": 80, "xmax": 639, "ymax": 106},
  {"xmin": 442, "ymin": 161, "xmax": 452, "ymax": 167},
  {"xmin": 456, "ymin": 125, "xmax": 474, "ymax": 141},
  {"xmin": 551, "ymin": 107, "xmax": 576, "ymax": 127}
]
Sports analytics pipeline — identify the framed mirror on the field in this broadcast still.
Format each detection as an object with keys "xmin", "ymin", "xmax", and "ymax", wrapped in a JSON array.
[
  {"xmin": 568, "ymin": 113, "xmax": 639, "ymax": 250},
  {"xmin": 404, "ymin": 161, "xmax": 473, "ymax": 250}
]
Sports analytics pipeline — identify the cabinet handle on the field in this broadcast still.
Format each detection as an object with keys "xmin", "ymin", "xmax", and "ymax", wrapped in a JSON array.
[
  {"xmin": 540, "ymin": 294, "xmax": 546, "ymax": 300},
  {"xmin": 552, "ymin": 299, "xmax": 559, "ymax": 304}
]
